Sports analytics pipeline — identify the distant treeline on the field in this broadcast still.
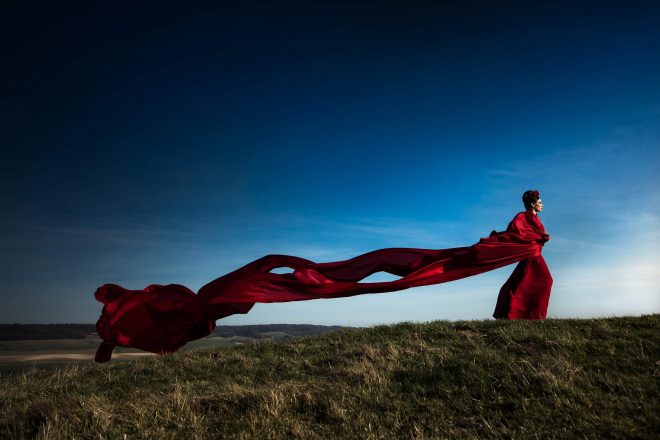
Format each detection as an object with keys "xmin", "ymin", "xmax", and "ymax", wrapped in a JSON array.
[
  {"xmin": 0, "ymin": 323, "xmax": 346, "ymax": 341},
  {"xmin": 0, "ymin": 324, "xmax": 97, "ymax": 341},
  {"xmin": 211, "ymin": 324, "xmax": 345, "ymax": 339}
]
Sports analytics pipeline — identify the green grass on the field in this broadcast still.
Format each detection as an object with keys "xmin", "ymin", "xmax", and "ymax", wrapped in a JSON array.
[{"xmin": 1, "ymin": 315, "xmax": 658, "ymax": 439}]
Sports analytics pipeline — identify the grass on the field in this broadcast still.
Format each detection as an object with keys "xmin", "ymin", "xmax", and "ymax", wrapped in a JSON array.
[{"xmin": 0, "ymin": 315, "xmax": 658, "ymax": 439}]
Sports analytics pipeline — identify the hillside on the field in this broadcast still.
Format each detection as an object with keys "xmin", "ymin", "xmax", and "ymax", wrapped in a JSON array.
[{"xmin": 1, "ymin": 315, "xmax": 658, "ymax": 439}]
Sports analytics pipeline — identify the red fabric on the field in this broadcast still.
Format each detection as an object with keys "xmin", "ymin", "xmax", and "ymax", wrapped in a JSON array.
[
  {"xmin": 94, "ymin": 211, "xmax": 551, "ymax": 362},
  {"xmin": 493, "ymin": 211, "xmax": 553, "ymax": 319}
]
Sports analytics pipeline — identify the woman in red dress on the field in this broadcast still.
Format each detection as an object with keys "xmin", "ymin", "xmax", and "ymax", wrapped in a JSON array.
[
  {"xmin": 94, "ymin": 190, "xmax": 553, "ymax": 361},
  {"xmin": 493, "ymin": 190, "xmax": 553, "ymax": 320}
]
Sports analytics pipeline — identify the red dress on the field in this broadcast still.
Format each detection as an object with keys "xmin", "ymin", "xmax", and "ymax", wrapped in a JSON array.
[
  {"xmin": 93, "ymin": 212, "xmax": 550, "ymax": 362},
  {"xmin": 493, "ymin": 210, "xmax": 553, "ymax": 320}
]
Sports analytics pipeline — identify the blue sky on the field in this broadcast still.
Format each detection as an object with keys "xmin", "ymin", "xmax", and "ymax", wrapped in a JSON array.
[{"xmin": 1, "ymin": 1, "xmax": 658, "ymax": 325}]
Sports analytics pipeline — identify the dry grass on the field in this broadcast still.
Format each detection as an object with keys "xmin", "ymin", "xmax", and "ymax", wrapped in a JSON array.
[{"xmin": 0, "ymin": 315, "xmax": 658, "ymax": 439}]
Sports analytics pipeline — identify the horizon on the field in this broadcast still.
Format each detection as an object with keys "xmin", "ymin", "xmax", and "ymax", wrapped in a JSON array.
[
  {"xmin": 1, "ymin": 1, "xmax": 659, "ymax": 325},
  {"xmin": 2, "ymin": 313, "xmax": 659, "ymax": 326}
]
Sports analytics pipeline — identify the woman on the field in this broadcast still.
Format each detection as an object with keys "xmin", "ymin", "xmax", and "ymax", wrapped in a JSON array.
[
  {"xmin": 493, "ymin": 190, "xmax": 553, "ymax": 320},
  {"xmin": 94, "ymin": 190, "xmax": 552, "ymax": 362}
]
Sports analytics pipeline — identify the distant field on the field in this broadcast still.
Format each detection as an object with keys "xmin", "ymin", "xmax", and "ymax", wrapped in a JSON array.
[
  {"xmin": 0, "ymin": 324, "xmax": 343, "ymax": 370},
  {"xmin": 0, "ymin": 336, "xmax": 253, "ymax": 369},
  {"xmin": 0, "ymin": 323, "xmax": 343, "ymax": 341}
]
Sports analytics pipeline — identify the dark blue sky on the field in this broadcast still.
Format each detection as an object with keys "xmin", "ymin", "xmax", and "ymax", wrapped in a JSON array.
[{"xmin": 2, "ymin": 1, "xmax": 659, "ymax": 324}]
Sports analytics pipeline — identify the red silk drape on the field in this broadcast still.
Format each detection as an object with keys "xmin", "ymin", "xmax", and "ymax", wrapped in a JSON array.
[{"xmin": 94, "ymin": 211, "xmax": 550, "ymax": 362}]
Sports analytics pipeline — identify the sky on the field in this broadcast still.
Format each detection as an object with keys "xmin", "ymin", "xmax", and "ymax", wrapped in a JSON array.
[{"xmin": 1, "ymin": 1, "xmax": 658, "ymax": 326}]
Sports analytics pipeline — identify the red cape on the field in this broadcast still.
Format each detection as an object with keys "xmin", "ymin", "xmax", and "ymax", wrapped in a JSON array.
[{"xmin": 94, "ymin": 215, "xmax": 549, "ymax": 362}]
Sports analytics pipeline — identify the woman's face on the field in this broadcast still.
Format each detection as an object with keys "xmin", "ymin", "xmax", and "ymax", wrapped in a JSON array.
[{"xmin": 533, "ymin": 198, "xmax": 543, "ymax": 212}]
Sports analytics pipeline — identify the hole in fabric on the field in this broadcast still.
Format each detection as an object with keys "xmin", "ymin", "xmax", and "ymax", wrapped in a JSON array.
[
  {"xmin": 359, "ymin": 272, "xmax": 402, "ymax": 282},
  {"xmin": 269, "ymin": 267, "xmax": 295, "ymax": 274}
]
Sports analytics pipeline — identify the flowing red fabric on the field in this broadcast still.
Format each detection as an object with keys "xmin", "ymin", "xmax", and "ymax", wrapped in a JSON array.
[{"xmin": 94, "ymin": 211, "xmax": 551, "ymax": 362}]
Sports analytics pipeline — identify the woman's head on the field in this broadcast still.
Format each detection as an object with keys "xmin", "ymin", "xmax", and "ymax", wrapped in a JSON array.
[{"xmin": 522, "ymin": 190, "xmax": 543, "ymax": 212}]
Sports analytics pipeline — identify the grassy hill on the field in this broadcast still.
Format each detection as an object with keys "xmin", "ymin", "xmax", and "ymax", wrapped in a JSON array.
[{"xmin": 1, "ymin": 315, "xmax": 658, "ymax": 439}]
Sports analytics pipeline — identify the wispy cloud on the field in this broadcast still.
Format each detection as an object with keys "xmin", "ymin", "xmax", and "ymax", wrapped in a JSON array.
[{"xmin": 2, "ymin": 130, "xmax": 658, "ymax": 323}]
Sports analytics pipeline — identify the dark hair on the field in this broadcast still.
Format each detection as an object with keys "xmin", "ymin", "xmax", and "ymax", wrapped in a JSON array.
[{"xmin": 522, "ymin": 190, "xmax": 540, "ymax": 210}]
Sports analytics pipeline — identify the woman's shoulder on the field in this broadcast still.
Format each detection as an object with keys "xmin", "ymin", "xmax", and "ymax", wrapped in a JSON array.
[
  {"xmin": 512, "ymin": 211, "xmax": 528, "ymax": 221},
  {"xmin": 509, "ymin": 211, "xmax": 536, "ymax": 228}
]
